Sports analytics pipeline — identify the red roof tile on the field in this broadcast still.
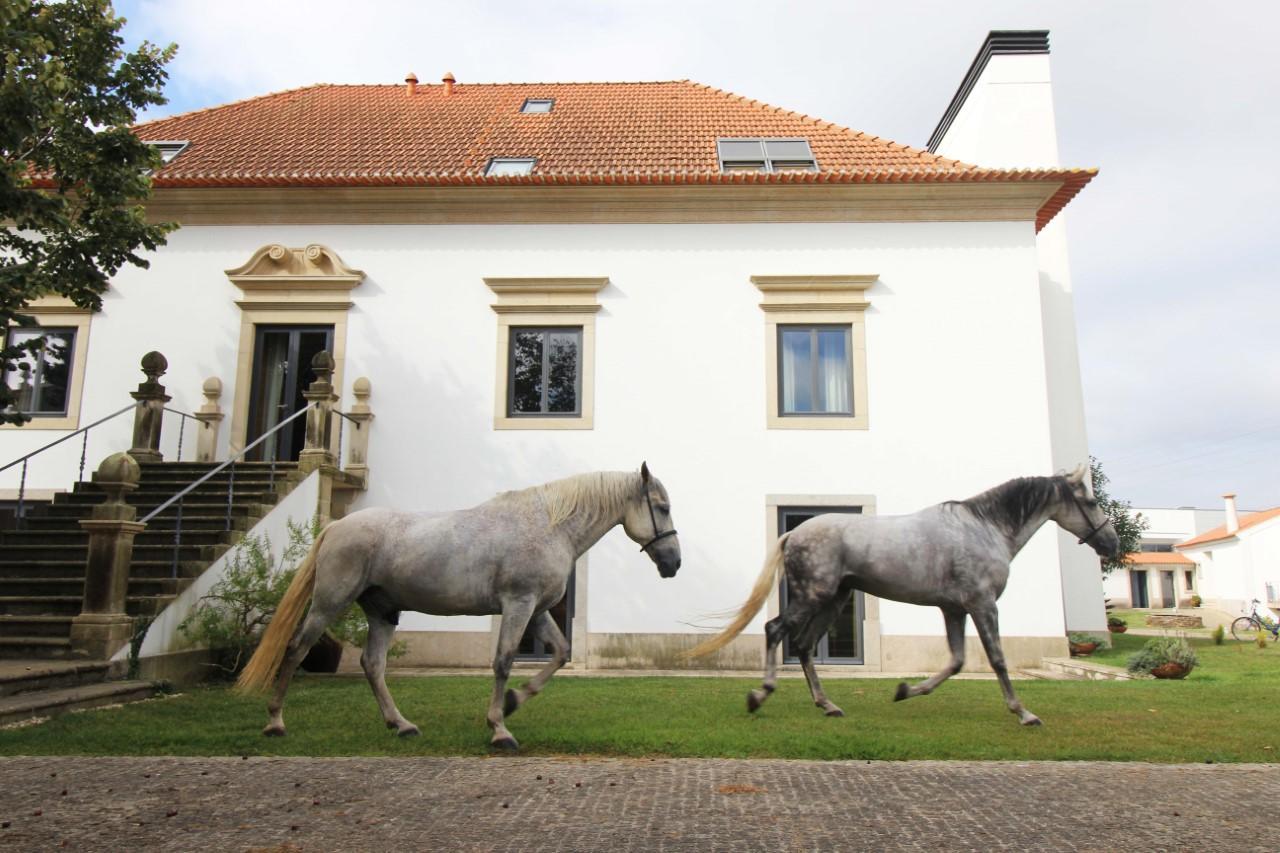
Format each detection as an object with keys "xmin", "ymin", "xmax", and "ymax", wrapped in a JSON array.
[
  {"xmin": 130, "ymin": 80, "xmax": 1093, "ymax": 230},
  {"xmin": 1178, "ymin": 507, "xmax": 1280, "ymax": 550},
  {"xmin": 1123, "ymin": 551, "xmax": 1195, "ymax": 566}
]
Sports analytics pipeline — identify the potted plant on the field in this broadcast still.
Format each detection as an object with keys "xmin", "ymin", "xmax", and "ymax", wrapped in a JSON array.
[
  {"xmin": 1189, "ymin": 594, "xmax": 1202, "ymax": 608},
  {"xmin": 1107, "ymin": 615, "xmax": 1128, "ymax": 634},
  {"xmin": 1126, "ymin": 636, "xmax": 1199, "ymax": 679},
  {"xmin": 1068, "ymin": 632, "xmax": 1100, "ymax": 656}
]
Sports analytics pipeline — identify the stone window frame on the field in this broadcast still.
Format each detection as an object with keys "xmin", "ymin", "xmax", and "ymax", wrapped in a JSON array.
[
  {"xmin": 224, "ymin": 244, "xmax": 364, "ymax": 456},
  {"xmin": 0, "ymin": 299, "xmax": 93, "ymax": 431},
  {"xmin": 484, "ymin": 277, "xmax": 607, "ymax": 431},
  {"xmin": 764, "ymin": 493, "xmax": 881, "ymax": 672},
  {"xmin": 752, "ymin": 275, "xmax": 875, "ymax": 430}
]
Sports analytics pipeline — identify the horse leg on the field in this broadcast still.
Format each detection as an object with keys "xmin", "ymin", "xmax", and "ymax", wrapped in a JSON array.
[
  {"xmin": 503, "ymin": 611, "xmax": 569, "ymax": 718},
  {"xmin": 487, "ymin": 598, "xmax": 537, "ymax": 750},
  {"xmin": 798, "ymin": 648, "xmax": 844, "ymax": 717},
  {"xmin": 359, "ymin": 607, "xmax": 418, "ymax": 737},
  {"xmin": 792, "ymin": 595, "xmax": 844, "ymax": 716},
  {"xmin": 970, "ymin": 604, "xmax": 1041, "ymax": 726},
  {"xmin": 263, "ymin": 605, "xmax": 340, "ymax": 737},
  {"xmin": 748, "ymin": 600, "xmax": 817, "ymax": 713},
  {"xmin": 894, "ymin": 608, "xmax": 967, "ymax": 702}
]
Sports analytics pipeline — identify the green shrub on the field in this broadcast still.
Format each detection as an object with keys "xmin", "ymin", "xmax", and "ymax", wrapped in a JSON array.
[
  {"xmin": 1068, "ymin": 632, "xmax": 1100, "ymax": 645},
  {"xmin": 1107, "ymin": 615, "xmax": 1126, "ymax": 628},
  {"xmin": 179, "ymin": 516, "xmax": 404, "ymax": 677},
  {"xmin": 1258, "ymin": 631, "xmax": 1269, "ymax": 650},
  {"xmin": 1126, "ymin": 636, "xmax": 1199, "ymax": 676},
  {"xmin": 1190, "ymin": 594, "xmax": 1202, "ymax": 608},
  {"xmin": 1212, "ymin": 624, "xmax": 1225, "ymax": 645}
]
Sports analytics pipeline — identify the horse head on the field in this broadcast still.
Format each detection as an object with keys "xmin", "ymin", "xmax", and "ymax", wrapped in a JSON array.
[
  {"xmin": 1054, "ymin": 463, "xmax": 1121, "ymax": 559},
  {"xmin": 622, "ymin": 461, "xmax": 682, "ymax": 578}
]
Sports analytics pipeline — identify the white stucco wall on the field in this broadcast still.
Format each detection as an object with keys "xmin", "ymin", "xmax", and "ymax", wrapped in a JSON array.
[
  {"xmin": 113, "ymin": 469, "xmax": 321, "ymax": 661},
  {"xmin": 7, "ymin": 217, "xmax": 1085, "ymax": 650},
  {"xmin": 1182, "ymin": 518, "xmax": 1280, "ymax": 614}
]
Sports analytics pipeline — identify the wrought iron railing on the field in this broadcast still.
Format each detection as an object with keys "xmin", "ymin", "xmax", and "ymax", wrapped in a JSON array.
[
  {"xmin": 0, "ymin": 402, "xmax": 139, "ymax": 528},
  {"xmin": 141, "ymin": 404, "xmax": 313, "ymax": 578}
]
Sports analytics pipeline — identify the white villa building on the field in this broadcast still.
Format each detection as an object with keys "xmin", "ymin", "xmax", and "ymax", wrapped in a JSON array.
[{"xmin": 1, "ymin": 31, "xmax": 1110, "ymax": 674}]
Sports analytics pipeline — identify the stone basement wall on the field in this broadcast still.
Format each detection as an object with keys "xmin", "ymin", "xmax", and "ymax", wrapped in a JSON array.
[{"xmin": 1145, "ymin": 614, "xmax": 1204, "ymax": 629}]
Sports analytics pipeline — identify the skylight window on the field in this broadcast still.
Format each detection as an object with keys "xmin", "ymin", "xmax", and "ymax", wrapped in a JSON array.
[
  {"xmin": 486, "ymin": 158, "xmax": 537, "ymax": 176},
  {"xmin": 717, "ymin": 138, "xmax": 817, "ymax": 173},
  {"xmin": 150, "ymin": 140, "xmax": 189, "ymax": 164},
  {"xmin": 521, "ymin": 99, "xmax": 555, "ymax": 114}
]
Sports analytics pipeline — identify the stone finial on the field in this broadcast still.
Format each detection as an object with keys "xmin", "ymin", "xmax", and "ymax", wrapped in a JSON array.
[
  {"xmin": 311, "ymin": 350, "xmax": 335, "ymax": 378},
  {"xmin": 90, "ymin": 452, "xmax": 140, "ymax": 521},
  {"xmin": 351, "ymin": 376, "xmax": 372, "ymax": 413},
  {"xmin": 195, "ymin": 377, "xmax": 225, "ymax": 463},
  {"xmin": 201, "ymin": 376, "xmax": 222, "ymax": 408},
  {"xmin": 140, "ymin": 351, "xmax": 167, "ymax": 382}
]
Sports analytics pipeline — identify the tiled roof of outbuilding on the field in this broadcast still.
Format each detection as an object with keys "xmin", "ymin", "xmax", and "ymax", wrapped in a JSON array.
[{"xmin": 133, "ymin": 79, "xmax": 1095, "ymax": 230}]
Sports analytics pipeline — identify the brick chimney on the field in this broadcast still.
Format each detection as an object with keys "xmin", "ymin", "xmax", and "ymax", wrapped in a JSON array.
[
  {"xmin": 1224, "ymin": 493, "xmax": 1240, "ymax": 534},
  {"xmin": 442, "ymin": 71, "xmax": 455, "ymax": 97},
  {"xmin": 405, "ymin": 72, "xmax": 418, "ymax": 96}
]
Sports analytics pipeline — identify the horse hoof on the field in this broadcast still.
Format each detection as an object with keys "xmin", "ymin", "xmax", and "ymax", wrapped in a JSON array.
[
  {"xmin": 490, "ymin": 736, "xmax": 519, "ymax": 752},
  {"xmin": 746, "ymin": 690, "xmax": 765, "ymax": 713},
  {"xmin": 824, "ymin": 707, "xmax": 845, "ymax": 718},
  {"xmin": 503, "ymin": 689, "xmax": 520, "ymax": 717},
  {"xmin": 1021, "ymin": 715, "xmax": 1043, "ymax": 727},
  {"xmin": 397, "ymin": 724, "xmax": 421, "ymax": 738},
  {"xmin": 893, "ymin": 682, "xmax": 911, "ymax": 702},
  {"xmin": 262, "ymin": 724, "xmax": 286, "ymax": 738}
]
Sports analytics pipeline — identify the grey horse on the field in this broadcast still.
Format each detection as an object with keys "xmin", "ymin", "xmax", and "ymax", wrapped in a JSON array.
[
  {"xmin": 685, "ymin": 465, "xmax": 1119, "ymax": 726},
  {"xmin": 237, "ymin": 464, "xmax": 680, "ymax": 750}
]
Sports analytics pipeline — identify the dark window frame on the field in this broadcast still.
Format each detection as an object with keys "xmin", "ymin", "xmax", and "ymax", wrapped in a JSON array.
[
  {"xmin": 3, "ymin": 326, "xmax": 77, "ymax": 417},
  {"xmin": 778, "ymin": 505, "xmax": 865, "ymax": 665},
  {"xmin": 777, "ymin": 323, "xmax": 854, "ymax": 417},
  {"xmin": 506, "ymin": 325, "xmax": 584, "ymax": 418},
  {"xmin": 717, "ymin": 138, "xmax": 819, "ymax": 173}
]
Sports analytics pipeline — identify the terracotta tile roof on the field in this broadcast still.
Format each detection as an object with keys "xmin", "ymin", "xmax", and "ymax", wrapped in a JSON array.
[
  {"xmin": 1124, "ymin": 551, "xmax": 1195, "ymax": 566},
  {"xmin": 1177, "ymin": 507, "xmax": 1280, "ymax": 550},
  {"xmin": 129, "ymin": 80, "xmax": 1094, "ymax": 230}
]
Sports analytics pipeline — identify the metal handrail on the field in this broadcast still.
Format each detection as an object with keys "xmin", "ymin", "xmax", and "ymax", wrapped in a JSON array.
[
  {"xmin": 141, "ymin": 404, "xmax": 313, "ymax": 578},
  {"xmin": 162, "ymin": 406, "xmax": 200, "ymax": 462},
  {"xmin": 0, "ymin": 401, "xmax": 139, "ymax": 528}
]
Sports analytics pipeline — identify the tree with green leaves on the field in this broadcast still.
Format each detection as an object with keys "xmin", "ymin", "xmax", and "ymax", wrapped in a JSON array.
[
  {"xmin": 1, "ymin": 0, "xmax": 176, "ymax": 424},
  {"xmin": 1090, "ymin": 456, "xmax": 1148, "ymax": 575}
]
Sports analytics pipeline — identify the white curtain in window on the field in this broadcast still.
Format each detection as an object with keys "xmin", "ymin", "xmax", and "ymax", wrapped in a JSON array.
[{"xmin": 816, "ymin": 330, "xmax": 850, "ymax": 414}]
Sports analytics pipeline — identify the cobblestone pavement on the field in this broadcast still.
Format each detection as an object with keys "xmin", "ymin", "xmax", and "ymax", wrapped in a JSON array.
[{"xmin": 0, "ymin": 756, "xmax": 1274, "ymax": 851}]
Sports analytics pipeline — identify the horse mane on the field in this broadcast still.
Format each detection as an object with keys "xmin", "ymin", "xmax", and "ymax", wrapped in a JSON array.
[
  {"xmin": 533, "ymin": 470, "xmax": 643, "ymax": 528},
  {"xmin": 949, "ymin": 476, "xmax": 1065, "ymax": 533}
]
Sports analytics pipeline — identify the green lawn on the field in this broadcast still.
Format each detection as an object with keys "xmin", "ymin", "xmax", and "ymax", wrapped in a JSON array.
[{"xmin": 2, "ymin": 634, "xmax": 1277, "ymax": 762}]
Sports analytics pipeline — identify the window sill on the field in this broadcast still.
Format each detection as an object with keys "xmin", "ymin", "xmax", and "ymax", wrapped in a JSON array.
[
  {"xmin": 495, "ymin": 415, "xmax": 593, "ymax": 431},
  {"xmin": 0, "ymin": 415, "xmax": 79, "ymax": 431},
  {"xmin": 767, "ymin": 413, "xmax": 867, "ymax": 430}
]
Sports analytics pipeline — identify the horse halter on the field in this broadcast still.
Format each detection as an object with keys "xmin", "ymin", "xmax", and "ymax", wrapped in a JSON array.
[
  {"xmin": 638, "ymin": 484, "xmax": 678, "ymax": 552},
  {"xmin": 1068, "ymin": 486, "xmax": 1111, "ymax": 546}
]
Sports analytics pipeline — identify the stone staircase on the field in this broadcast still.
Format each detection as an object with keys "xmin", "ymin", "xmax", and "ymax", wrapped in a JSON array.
[
  {"xmin": 0, "ymin": 660, "xmax": 159, "ymax": 726},
  {"xmin": 0, "ymin": 460, "xmax": 301, "ymax": 660}
]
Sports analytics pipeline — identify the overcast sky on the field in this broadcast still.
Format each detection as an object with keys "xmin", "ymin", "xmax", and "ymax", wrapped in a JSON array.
[{"xmin": 115, "ymin": 0, "xmax": 1280, "ymax": 511}]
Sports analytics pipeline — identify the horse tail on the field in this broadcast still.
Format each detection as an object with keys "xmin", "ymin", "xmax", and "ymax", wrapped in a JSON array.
[
  {"xmin": 682, "ymin": 532, "xmax": 791, "ymax": 659},
  {"xmin": 235, "ymin": 524, "xmax": 333, "ymax": 694}
]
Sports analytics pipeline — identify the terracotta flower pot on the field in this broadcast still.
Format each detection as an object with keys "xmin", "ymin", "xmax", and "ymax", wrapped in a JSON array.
[
  {"xmin": 1069, "ymin": 642, "xmax": 1099, "ymax": 657},
  {"xmin": 1150, "ymin": 662, "xmax": 1189, "ymax": 680},
  {"xmin": 1108, "ymin": 624, "xmax": 1128, "ymax": 634}
]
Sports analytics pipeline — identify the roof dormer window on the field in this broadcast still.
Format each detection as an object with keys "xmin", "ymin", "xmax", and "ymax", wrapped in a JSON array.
[
  {"xmin": 150, "ymin": 140, "xmax": 189, "ymax": 164},
  {"xmin": 717, "ymin": 138, "xmax": 817, "ymax": 173},
  {"xmin": 521, "ymin": 99, "xmax": 555, "ymax": 114},
  {"xmin": 486, "ymin": 157, "xmax": 537, "ymax": 176}
]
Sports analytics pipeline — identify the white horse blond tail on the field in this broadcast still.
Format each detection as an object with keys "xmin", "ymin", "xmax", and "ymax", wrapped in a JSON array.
[
  {"xmin": 235, "ymin": 525, "xmax": 332, "ymax": 694},
  {"xmin": 683, "ymin": 533, "xmax": 790, "ymax": 659}
]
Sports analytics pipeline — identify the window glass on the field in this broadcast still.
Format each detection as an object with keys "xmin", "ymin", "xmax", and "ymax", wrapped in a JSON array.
[
  {"xmin": 509, "ymin": 327, "xmax": 581, "ymax": 416},
  {"xmin": 4, "ymin": 328, "xmax": 75, "ymax": 416},
  {"xmin": 717, "ymin": 140, "xmax": 765, "ymax": 162},
  {"xmin": 718, "ymin": 138, "xmax": 817, "ymax": 172},
  {"xmin": 521, "ymin": 99, "xmax": 554, "ymax": 113},
  {"xmin": 779, "ymin": 325, "xmax": 851, "ymax": 415},
  {"xmin": 764, "ymin": 139, "xmax": 813, "ymax": 160},
  {"xmin": 486, "ymin": 158, "xmax": 537, "ymax": 176}
]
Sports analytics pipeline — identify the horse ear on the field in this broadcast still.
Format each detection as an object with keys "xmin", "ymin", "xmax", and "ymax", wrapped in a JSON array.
[
  {"xmin": 1066, "ymin": 463, "xmax": 1087, "ymax": 485},
  {"xmin": 640, "ymin": 461, "xmax": 651, "ymax": 483}
]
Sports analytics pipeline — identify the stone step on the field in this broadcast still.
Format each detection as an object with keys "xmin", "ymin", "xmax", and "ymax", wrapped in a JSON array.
[
  {"xmin": 21, "ymin": 515, "xmax": 256, "ymax": 534},
  {"xmin": 0, "ymin": 660, "xmax": 111, "ymax": 698},
  {"xmin": 0, "ymin": 577, "xmax": 180, "ymax": 598},
  {"xmin": 0, "ymin": 679, "xmax": 160, "ymax": 726},
  {"xmin": 0, "ymin": 595, "xmax": 174, "ymax": 618},
  {"xmin": 54, "ymin": 489, "xmax": 280, "ymax": 508},
  {"xmin": 0, "ymin": 635, "xmax": 73, "ymax": 659},
  {"xmin": 36, "ymin": 501, "xmax": 270, "ymax": 521},
  {"xmin": 0, "ymin": 542, "xmax": 220, "ymax": 564},
  {"xmin": 0, "ymin": 614, "xmax": 74, "ymax": 638},
  {"xmin": 1040, "ymin": 656, "xmax": 1134, "ymax": 681},
  {"xmin": 0, "ymin": 559, "xmax": 205, "ymax": 580},
  {"xmin": 0, "ymin": 528, "xmax": 233, "ymax": 547}
]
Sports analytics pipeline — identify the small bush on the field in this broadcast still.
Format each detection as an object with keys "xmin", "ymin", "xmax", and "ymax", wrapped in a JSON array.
[
  {"xmin": 1127, "ymin": 636, "xmax": 1199, "ymax": 676},
  {"xmin": 179, "ymin": 516, "xmax": 404, "ymax": 677},
  {"xmin": 1212, "ymin": 624, "xmax": 1225, "ymax": 645},
  {"xmin": 1107, "ymin": 615, "xmax": 1126, "ymax": 628},
  {"xmin": 1190, "ymin": 594, "xmax": 1202, "ymax": 608},
  {"xmin": 1258, "ymin": 631, "xmax": 1269, "ymax": 650},
  {"xmin": 1068, "ymin": 632, "xmax": 1100, "ymax": 645}
]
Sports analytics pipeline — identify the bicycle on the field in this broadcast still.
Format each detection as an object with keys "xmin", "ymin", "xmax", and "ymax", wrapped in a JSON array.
[{"xmin": 1230, "ymin": 599, "xmax": 1280, "ymax": 642}]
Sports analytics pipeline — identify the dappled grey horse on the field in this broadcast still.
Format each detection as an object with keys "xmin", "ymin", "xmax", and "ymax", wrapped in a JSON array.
[
  {"xmin": 237, "ymin": 464, "xmax": 680, "ymax": 749},
  {"xmin": 686, "ymin": 465, "xmax": 1119, "ymax": 725}
]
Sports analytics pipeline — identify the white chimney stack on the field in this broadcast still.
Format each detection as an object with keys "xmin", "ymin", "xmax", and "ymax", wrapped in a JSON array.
[{"xmin": 1224, "ymin": 493, "xmax": 1239, "ymax": 534}]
